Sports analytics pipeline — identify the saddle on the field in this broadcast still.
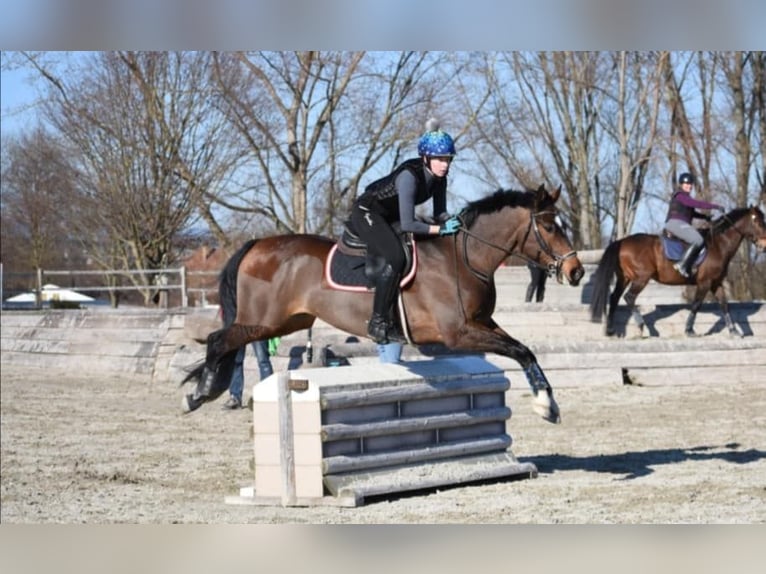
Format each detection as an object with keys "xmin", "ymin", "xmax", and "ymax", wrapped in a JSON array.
[
  {"xmin": 661, "ymin": 230, "xmax": 707, "ymax": 266},
  {"xmin": 324, "ymin": 221, "xmax": 417, "ymax": 292}
]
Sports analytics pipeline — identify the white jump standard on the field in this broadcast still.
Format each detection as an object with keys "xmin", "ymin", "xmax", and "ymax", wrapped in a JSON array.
[{"xmin": 227, "ymin": 356, "xmax": 537, "ymax": 507}]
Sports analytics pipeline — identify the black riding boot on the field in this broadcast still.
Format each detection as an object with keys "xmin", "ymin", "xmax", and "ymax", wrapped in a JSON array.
[
  {"xmin": 674, "ymin": 243, "xmax": 703, "ymax": 278},
  {"xmin": 367, "ymin": 264, "xmax": 405, "ymax": 344}
]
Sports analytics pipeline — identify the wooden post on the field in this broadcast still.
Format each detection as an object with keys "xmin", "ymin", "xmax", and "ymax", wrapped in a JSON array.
[
  {"xmin": 180, "ymin": 266, "xmax": 188, "ymax": 308},
  {"xmin": 157, "ymin": 273, "xmax": 168, "ymax": 309},
  {"xmin": 277, "ymin": 372, "xmax": 297, "ymax": 506},
  {"xmin": 36, "ymin": 268, "xmax": 43, "ymax": 309}
]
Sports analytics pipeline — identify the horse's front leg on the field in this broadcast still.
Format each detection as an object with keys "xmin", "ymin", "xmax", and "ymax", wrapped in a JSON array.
[
  {"xmin": 685, "ymin": 284, "xmax": 711, "ymax": 337},
  {"xmin": 523, "ymin": 361, "xmax": 560, "ymax": 424},
  {"xmin": 447, "ymin": 321, "xmax": 560, "ymax": 424},
  {"xmin": 712, "ymin": 282, "xmax": 741, "ymax": 337}
]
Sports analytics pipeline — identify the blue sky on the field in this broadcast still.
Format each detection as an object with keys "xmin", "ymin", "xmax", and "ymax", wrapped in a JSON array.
[
  {"xmin": 1, "ymin": 66, "xmax": 40, "ymax": 136},
  {"xmin": 2, "ymin": 2, "xmax": 763, "ymax": 138}
]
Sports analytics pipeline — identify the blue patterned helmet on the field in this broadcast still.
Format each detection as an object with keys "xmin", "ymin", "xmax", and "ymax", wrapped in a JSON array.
[{"xmin": 418, "ymin": 119, "xmax": 456, "ymax": 157}]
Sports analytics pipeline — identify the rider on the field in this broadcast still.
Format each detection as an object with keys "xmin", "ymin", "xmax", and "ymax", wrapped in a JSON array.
[
  {"xmin": 663, "ymin": 171, "xmax": 724, "ymax": 278},
  {"xmin": 350, "ymin": 119, "xmax": 461, "ymax": 344}
]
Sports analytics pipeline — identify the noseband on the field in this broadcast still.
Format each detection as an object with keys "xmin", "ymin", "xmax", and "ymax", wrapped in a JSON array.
[{"xmin": 527, "ymin": 210, "xmax": 578, "ymax": 281}]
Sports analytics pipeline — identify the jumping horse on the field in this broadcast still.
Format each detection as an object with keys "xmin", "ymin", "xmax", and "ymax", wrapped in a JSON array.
[
  {"xmin": 182, "ymin": 185, "xmax": 585, "ymax": 423},
  {"xmin": 589, "ymin": 206, "xmax": 766, "ymax": 337}
]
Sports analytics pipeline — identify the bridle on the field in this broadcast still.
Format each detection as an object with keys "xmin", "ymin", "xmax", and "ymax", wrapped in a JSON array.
[
  {"xmin": 713, "ymin": 209, "xmax": 766, "ymax": 246},
  {"xmin": 456, "ymin": 208, "xmax": 578, "ymax": 284}
]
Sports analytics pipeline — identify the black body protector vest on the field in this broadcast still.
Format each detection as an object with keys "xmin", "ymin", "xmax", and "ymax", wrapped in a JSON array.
[
  {"xmin": 356, "ymin": 158, "xmax": 445, "ymax": 222},
  {"xmin": 665, "ymin": 190, "xmax": 695, "ymax": 223}
]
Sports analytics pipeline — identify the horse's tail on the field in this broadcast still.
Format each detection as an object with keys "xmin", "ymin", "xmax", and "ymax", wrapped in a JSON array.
[
  {"xmin": 219, "ymin": 238, "xmax": 258, "ymax": 327},
  {"xmin": 589, "ymin": 240, "xmax": 621, "ymax": 322},
  {"xmin": 180, "ymin": 239, "xmax": 259, "ymax": 400}
]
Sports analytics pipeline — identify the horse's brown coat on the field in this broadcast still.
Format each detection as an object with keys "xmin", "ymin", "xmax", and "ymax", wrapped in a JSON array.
[
  {"xmin": 183, "ymin": 186, "xmax": 585, "ymax": 422},
  {"xmin": 590, "ymin": 206, "xmax": 766, "ymax": 336}
]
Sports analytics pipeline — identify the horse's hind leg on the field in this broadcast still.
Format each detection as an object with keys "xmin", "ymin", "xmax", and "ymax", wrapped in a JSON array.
[
  {"xmin": 623, "ymin": 282, "xmax": 648, "ymax": 338},
  {"xmin": 606, "ymin": 279, "xmax": 627, "ymax": 336},
  {"xmin": 182, "ymin": 324, "xmax": 254, "ymax": 413}
]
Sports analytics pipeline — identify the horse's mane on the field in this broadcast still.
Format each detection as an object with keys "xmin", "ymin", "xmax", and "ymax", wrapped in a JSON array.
[
  {"xmin": 460, "ymin": 188, "xmax": 536, "ymax": 229},
  {"xmin": 704, "ymin": 207, "xmax": 750, "ymax": 238}
]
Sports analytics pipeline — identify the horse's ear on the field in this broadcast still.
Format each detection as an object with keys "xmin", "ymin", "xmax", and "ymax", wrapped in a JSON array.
[
  {"xmin": 534, "ymin": 184, "xmax": 546, "ymax": 206},
  {"xmin": 550, "ymin": 185, "xmax": 562, "ymax": 203}
]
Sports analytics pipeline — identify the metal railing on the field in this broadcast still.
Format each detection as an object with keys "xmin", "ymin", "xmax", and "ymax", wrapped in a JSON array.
[{"xmin": 1, "ymin": 263, "xmax": 221, "ymax": 309}]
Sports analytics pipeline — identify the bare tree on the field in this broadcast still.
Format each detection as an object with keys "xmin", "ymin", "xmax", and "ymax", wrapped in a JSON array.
[
  {"xmin": 607, "ymin": 51, "xmax": 666, "ymax": 239},
  {"xmin": 210, "ymin": 51, "xmax": 366, "ymax": 235},
  {"xmin": 0, "ymin": 128, "xmax": 78, "ymax": 271},
  {"xmin": 716, "ymin": 51, "xmax": 760, "ymax": 206},
  {"xmin": 210, "ymin": 51, "xmax": 477, "ymax": 237},
  {"xmin": 713, "ymin": 51, "xmax": 766, "ymax": 299},
  {"xmin": 24, "ymin": 51, "xmax": 241, "ymax": 304},
  {"xmin": 661, "ymin": 51, "xmax": 721, "ymax": 196},
  {"xmin": 472, "ymin": 51, "xmax": 611, "ymax": 249},
  {"xmin": 753, "ymin": 51, "xmax": 766, "ymax": 195}
]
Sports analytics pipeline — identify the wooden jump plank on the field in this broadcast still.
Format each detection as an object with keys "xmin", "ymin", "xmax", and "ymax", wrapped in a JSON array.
[
  {"xmin": 323, "ymin": 451, "xmax": 538, "ymax": 505},
  {"xmin": 321, "ymin": 406, "xmax": 511, "ymax": 442}
]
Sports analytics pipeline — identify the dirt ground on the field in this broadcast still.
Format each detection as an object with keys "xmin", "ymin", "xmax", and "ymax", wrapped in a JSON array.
[{"xmin": 1, "ymin": 363, "xmax": 765, "ymax": 524}]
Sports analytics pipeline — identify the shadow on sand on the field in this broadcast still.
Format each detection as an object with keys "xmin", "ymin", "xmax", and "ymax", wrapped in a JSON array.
[
  {"xmin": 605, "ymin": 301, "xmax": 763, "ymax": 338},
  {"xmin": 522, "ymin": 442, "xmax": 766, "ymax": 480}
]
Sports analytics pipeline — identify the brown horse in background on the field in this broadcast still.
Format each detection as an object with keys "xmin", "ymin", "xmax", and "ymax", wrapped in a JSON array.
[
  {"xmin": 181, "ymin": 185, "xmax": 584, "ymax": 423},
  {"xmin": 590, "ymin": 206, "xmax": 766, "ymax": 337}
]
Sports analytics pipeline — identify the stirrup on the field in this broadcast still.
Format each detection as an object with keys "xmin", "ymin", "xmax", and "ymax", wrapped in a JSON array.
[
  {"xmin": 367, "ymin": 315, "xmax": 406, "ymax": 345},
  {"xmin": 367, "ymin": 316, "xmax": 390, "ymax": 344},
  {"xmin": 384, "ymin": 327, "xmax": 407, "ymax": 344},
  {"xmin": 673, "ymin": 261, "xmax": 690, "ymax": 278}
]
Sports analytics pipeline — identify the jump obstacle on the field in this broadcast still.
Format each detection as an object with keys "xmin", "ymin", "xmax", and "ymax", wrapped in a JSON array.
[{"xmin": 226, "ymin": 356, "xmax": 537, "ymax": 507}]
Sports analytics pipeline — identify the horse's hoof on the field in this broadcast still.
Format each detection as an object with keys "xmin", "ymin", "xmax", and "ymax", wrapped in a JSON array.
[
  {"xmin": 685, "ymin": 330, "xmax": 698, "ymax": 338},
  {"xmin": 533, "ymin": 394, "xmax": 561, "ymax": 424},
  {"xmin": 181, "ymin": 393, "xmax": 205, "ymax": 414}
]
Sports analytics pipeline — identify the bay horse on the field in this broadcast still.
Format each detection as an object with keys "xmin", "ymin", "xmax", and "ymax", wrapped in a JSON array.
[
  {"xmin": 589, "ymin": 206, "xmax": 766, "ymax": 337},
  {"xmin": 182, "ymin": 185, "xmax": 585, "ymax": 423}
]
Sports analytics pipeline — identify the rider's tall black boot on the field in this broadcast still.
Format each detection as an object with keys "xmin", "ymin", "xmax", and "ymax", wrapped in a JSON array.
[
  {"xmin": 367, "ymin": 263, "xmax": 405, "ymax": 344},
  {"xmin": 673, "ymin": 243, "xmax": 703, "ymax": 278}
]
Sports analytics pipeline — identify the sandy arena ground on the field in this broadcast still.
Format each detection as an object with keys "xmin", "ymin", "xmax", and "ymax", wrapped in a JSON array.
[{"xmin": 1, "ymin": 364, "xmax": 765, "ymax": 523}]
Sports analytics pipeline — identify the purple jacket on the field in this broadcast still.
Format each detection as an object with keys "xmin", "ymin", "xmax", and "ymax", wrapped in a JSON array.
[{"xmin": 665, "ymin": 189, "xmax": 723, "ymax": 223}]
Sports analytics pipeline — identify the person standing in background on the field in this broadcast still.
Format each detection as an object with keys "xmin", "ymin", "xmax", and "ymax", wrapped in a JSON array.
[
  {"xmin": 524, "ymin": 261, "xmax": 547, "ymax": 303},
  {"xmin": 222, "ymin": 339, "xmax": 274, "ymax": 410}
]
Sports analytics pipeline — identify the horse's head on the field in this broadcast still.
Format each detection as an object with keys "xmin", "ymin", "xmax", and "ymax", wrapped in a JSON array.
[
  {"xmin": 459, "ymin": 185, "xmax": 584, "ymax": 285},
  {"xmin": 742, "ymin": 205, "xmax": 766, "ymax": 252},
  {"xmin": 523, "ymin": 184, "xmax": 585, "ymax": 286}
]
